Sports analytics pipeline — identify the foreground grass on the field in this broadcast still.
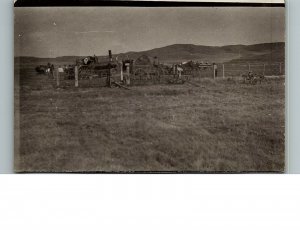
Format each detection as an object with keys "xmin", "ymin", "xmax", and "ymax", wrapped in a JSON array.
[{"xmin": 15, "ymin": 69, "xmax": 285, "ymax": 172}]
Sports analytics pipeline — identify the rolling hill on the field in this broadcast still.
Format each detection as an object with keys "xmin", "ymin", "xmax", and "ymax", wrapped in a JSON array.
[{"xmin": 15, "ymin": 42, "xmax": 285, "ymax": 65}]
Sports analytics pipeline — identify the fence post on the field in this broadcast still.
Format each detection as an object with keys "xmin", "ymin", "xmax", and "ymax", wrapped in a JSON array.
[
  {"xmin": 248, "ymin": 63, "xmax": 251, "ymax": 72},
  {"xmin": 222, "ymin": 64, "xmax": 225, "ymax": 78},
  {"xmin": 263, "ymin": 63, "xmax": 266, "ymax": 76},
  {"xmin": 213, "ymin": 63, "xmax": 216, "ymax": 80},
  {"xmin": 52, "ymin": 66, "xmax": 55, "ymax": 80},
  {"xmin": 56, "ymin": 69, "xmax": 60, "ymax": 87},
  {"xmin": 120, "ymin": 63, "xmax": 123, "ymax": 82},
  {"xmin": 126, "ymin": 65, "xmax": 130, "ymax": 86},
  {"xmin": 106, "ymin": 50, "xmax": 112, "ymax": 87},
  {"xmin": 75, "ymin": 66, "xmax": 78, "ymax": 87},
  {"xmin": 107, "ymin": 69, "xmax": 112, "ymax": 87}
]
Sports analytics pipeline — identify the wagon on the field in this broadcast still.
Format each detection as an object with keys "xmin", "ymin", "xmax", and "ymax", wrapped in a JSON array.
[
  {"xmin": 130, "ymin": 55, "xmax": 166, "ymax": 84},
  {"xmin": 76, "ymin": 56, "xmax": 118, "ymax": 79},
  {"xmin": 180, "ymin": 61, "xmax": 213, "ymax": 78}
]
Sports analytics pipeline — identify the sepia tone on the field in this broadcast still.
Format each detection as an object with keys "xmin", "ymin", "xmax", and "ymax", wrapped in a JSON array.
[{"xmin": 14, "ymin": 6, "xmax": 285, "ymax": 172}]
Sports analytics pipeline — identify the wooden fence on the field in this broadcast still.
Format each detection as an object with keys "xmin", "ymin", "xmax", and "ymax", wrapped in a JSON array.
[
  {"xmin": 219, "ymin": 62, "xmax": 285, "ymax": 78},
  {"xmin": 53, "ymin": 62, "xmax": 285, "ymax": 88}
]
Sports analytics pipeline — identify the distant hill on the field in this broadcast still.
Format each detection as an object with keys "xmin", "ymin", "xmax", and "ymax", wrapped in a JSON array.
[
  {"xmin": 225, "ymin": 43, "xmax": 285, "ymax": 63},
  {"xmin": 15, "ymin": 42, "xmax": 285, "ymax": 65},
  {"xmin": 116, "ymin": 42, "xmax": 284, "ymax": 63}
]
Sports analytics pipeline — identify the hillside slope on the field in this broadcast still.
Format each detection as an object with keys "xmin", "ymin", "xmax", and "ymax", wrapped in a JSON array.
[{"xmin": 16, "ymin": 42, "xmax": 285, "ymax": 64}]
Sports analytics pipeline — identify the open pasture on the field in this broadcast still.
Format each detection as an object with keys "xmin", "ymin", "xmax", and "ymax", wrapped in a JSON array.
[{"xmin": 14, "ymin": 62, "xmax": 285, "ymax": 172}]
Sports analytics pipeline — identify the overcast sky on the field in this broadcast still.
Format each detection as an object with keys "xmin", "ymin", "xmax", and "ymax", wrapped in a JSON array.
[{"xmin": 14, "ymin": 7, "xmax": 285, "ymax": 57}]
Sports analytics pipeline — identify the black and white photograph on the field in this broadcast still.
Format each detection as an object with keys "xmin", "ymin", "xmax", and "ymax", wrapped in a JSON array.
[{"xmin": 14, "ymin": 2, "xmax": 285, "ymax": 172}]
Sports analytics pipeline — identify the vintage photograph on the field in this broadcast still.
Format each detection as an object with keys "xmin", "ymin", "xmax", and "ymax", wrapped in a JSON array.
[{"xmin": 14, "ymin": 4, "xmax": 285, "ymax": 172}]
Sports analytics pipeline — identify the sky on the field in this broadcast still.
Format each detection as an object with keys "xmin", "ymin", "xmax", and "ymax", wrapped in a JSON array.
[{"xmin": 14, "ymin": 7, "xmax": 285, "ymax": 57}]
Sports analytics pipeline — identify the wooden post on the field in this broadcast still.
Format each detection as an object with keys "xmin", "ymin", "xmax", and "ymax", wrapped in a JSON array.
[
  {"xmin": 75, "ymin": 66, "xmax": 78, "ymax": 87},
  {"xmin": 248, "ymin": 63, "xmax": 251, "ymax": 72},
  {"xmin": 120, "ymin": 62, "xmax": 123, "ymax": 82},
  {"xmin": 222, "ymin": 64, "xmax": 225, "ymax": 78},
  {"xmin": 56, "ymin": 69, "xmax": 60, "ymax": 87},
  {"xmin": 107, "ymin": 50, "xmax": 112, "ymax": 87},
  {"xmin": 126, "ymin": 66, "xmax": 130, "ymax": 85},
  {"xmin": 213, "ymin": 64, "xmax": 216, "ymax": 80},
  {"xmin": 173, "ymin": 64, "xmax": 176, "ymax": 79},
  {"xmin": 108, "ymin": 50, "xmax": 112, "ymax": 62},
  {"xmin": 107, "ymin": 69, "xmax": 111, "ymax": 87},
  {"xmin": 263, "ymin": 63, "xmax": 266, "ymax": 76}
]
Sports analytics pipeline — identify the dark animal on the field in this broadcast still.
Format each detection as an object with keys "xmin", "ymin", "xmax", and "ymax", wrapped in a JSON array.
[{"xmin": 35, "ymin": 65, "xmax": 48, "ymax": 74}]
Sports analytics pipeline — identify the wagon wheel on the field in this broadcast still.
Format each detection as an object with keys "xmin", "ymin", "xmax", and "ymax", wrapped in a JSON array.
[
  {"xmin": 134, "ymin": 68, "xmax": 148, "ymax": 82},
  {"xmin": 153, "ymin": 67, "xmax": 165, "ymax": 83},
  {"xmin": 78, "ymin": 66, "xmax": 87, "ymax": 79},
  {"xmin": 78, "ymin": 66, "xmax": 88, "ymax": 79},
  {"xmin": 83, "ymin": 68, "xmax": 93, "ymax": 79},
  {"xmin": 110, "ymin": 68, "xmax": 117, "ymax": 75}
]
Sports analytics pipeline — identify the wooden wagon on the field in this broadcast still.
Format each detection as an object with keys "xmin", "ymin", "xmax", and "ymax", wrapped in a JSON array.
[{"xmin": 130, "ymin": 55, "xmax": 166, "ymax": 84}]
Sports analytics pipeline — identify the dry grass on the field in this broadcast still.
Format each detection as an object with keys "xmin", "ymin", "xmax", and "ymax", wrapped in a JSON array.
[{"xmin": 14, "ymin": 65, "xmax": 285, "ymax": 172}]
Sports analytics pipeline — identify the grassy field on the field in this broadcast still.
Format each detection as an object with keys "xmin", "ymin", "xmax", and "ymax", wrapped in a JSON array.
[{"xmin": 14, "ymin": 64, "xmax": 285, "ymax": 172}]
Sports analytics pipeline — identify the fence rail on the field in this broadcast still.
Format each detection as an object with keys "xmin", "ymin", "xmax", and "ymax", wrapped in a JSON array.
[
  {"xmin": 52, "ymin": 62, "xmax": 285, "ymax": 88},
  {"xmin": 220, "ymin": 62, "xmax": 284, "ymax": 78}
]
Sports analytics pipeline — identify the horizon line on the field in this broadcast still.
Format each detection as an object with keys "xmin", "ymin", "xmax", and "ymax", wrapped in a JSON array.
[{"xmin": 14, "ymin": 41, "xmax": 285, "ymax": 59}]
